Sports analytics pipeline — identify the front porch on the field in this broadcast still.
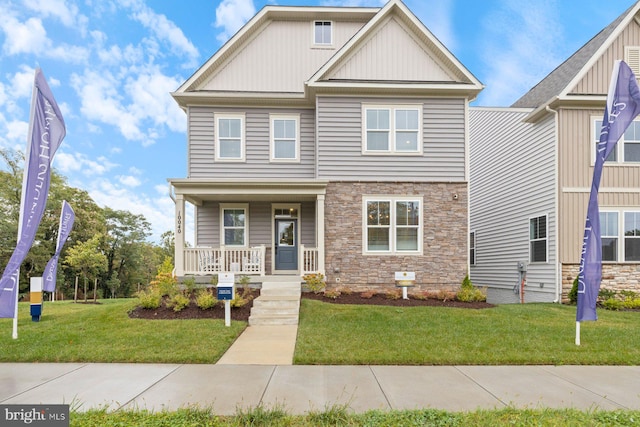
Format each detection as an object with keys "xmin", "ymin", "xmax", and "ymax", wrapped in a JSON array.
[
  {"xmin": 182, "ymin": 244, "xmax": 320, "ymax": 277},
  {"xmin": 170, "ymin": 179, "xmax": 328, "ymax": 279}
]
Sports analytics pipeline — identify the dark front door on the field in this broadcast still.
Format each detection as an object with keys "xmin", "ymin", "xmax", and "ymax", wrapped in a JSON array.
[{"xmin": 275, "ymin": 219, "xmax": 297, "ymax": 271}]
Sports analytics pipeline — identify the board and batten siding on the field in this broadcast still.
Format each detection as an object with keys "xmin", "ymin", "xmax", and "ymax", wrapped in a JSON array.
[
  {"xmin": 559, "ymin": 108, "xmax": 640, "ymax": 262},
  {"xmin": 316, "ymin": 96, "xmax": 466, "ymax": 181},
  {"xmin": 469, "ymin": 108, "xmax": 557, "ymax": 303},
  {"xmin": 187, "ymin": 106, "xmax": 315, "ymax": 179},
  {"xmin": 203, "ymin": 19, "xmax": 367, "ymax": 93}
]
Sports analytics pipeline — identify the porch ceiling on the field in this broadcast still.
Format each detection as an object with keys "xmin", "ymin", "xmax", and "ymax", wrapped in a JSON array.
[{"xmin": 169, "ymin": 178, "xmax": 328, "ymax": 205}]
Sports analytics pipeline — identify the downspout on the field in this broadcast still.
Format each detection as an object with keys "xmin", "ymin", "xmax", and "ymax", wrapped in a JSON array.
[{"xmin": 546, "ymin": 105, "xmax": 561, "ymax": 303}]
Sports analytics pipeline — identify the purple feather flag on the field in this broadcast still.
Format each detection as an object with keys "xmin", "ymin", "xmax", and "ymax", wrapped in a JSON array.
[
  {"xmin": 0, "ymin": 68, "xmax": 66, "ymax": 318},
  {"xmin": 577, "ymin": 60, "xmax": 640, "ymax": 322},
  {"xmin": 43, "ymin": 201, "xmax": 75, "ymax": 293}
]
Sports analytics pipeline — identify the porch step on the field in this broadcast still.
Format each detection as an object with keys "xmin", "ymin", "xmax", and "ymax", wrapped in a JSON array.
[{"xmin": 249, "ymin": 281, "xmax": 301, "ymax": 326}]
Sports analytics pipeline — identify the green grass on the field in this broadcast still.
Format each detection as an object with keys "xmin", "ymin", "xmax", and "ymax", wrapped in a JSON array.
[
  {"xmin": 294, "ymin": 299, "xmax": 640, "ymax": 365},
  {"xmin": 71, "ymin": 407, "xmax": 640, "ymax": 426},
  {"xmin": 0, "ymin": 300, "xmax": 246, "ymax": 363}
]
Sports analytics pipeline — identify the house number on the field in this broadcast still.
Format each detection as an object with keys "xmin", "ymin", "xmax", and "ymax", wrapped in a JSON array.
[{"xmin": 177, "ymin": 211, "xmax": 182, "ymax": 234}]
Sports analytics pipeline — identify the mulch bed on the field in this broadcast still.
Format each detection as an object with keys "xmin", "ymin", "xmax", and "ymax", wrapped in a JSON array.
[{"xmin": 128, "ymin": 289, "xmax": 493, "ymax": 321}]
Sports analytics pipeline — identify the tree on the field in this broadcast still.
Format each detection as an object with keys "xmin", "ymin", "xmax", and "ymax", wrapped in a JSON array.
[{"xmin": 64, "ymin": 234, "xmax": 107, "ymax": 302}]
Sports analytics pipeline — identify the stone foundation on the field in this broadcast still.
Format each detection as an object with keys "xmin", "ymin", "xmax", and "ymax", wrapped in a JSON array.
[
  {"xmin": 324, "ymin": 181, "xmax": 468, "ymax": 292},
  {"xmin": 561, "ymin": 263, "xmax": 640, "ymax": 302}
]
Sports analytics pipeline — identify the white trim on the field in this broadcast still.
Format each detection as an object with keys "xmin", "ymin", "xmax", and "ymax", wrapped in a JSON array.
[
  {"xmin": 361, "ymin": 104, "xmax": 423, "ymax": 155},
  {"xmin": 362, "ymin": 195, "xmax": 423, "ymax": 255},
  {"xmin": 220, "ymin": 203, "xmax": 249, "ymax": 247},
  {"xmin": 529, "ymin": 214, "xmax": 548, "ymax": 264},
  {"xmin": 269, "ymin": 113, "xmax": 300, "ymax": 163},
  {"xmin": 312, "ymin": 20, "xmax": 333, "ymax": 46},
  {"xmin": 214, "ymin": 113, "xmax": 245, "ymax": 162}
]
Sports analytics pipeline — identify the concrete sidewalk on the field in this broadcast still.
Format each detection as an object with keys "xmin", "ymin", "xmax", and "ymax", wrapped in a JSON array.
[{"xmin": 1, "ymin": 363, "xmax": 639, "ymax": 414}]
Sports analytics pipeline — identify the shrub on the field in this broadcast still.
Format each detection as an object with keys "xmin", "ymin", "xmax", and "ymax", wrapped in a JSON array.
[
  {"xmin": 598, "ymin": 288, "xmax": 616, "ymax": 301},
  {"xmin": 568, "ymin": 277, "xmax": 579, "ymax": 304},
  {"xmin": 195, "ymin": 288, "xmax": 216, "ymax": 310},
  {"xmin": 602, "ymin": 298, "xmax": 623, "ymax": 311},
  {"xmin": 303, "ymin": 272, "xmax": 325, "ymax": 293},
  {"xmin": 623, "ymin": 297, "xmax": 640, "ymax": 309},
  {"xmin": 182, "ymin": 277, "xmax": 197, "ymax": 294},
  {"xmin": 167, "ymin": 292, "xmax": 190, "ymax": 312},
  {"xmin": 323, "ymin": 289, "xmax": 341, "ymax": 299},
  {"xmin": 456, "ymin": 275, "xmax": 487, "ymax": 302},
  {"xmin": 137, "ymin": 289, "xmax": 162, "ymax": 309},
  {"xmin": 360, "ymin": 291, "xmax": 375, "ymax": 299},
  {"xmin": 230, "ymin": 294, "xmax": 248, "ymax": 308},
  {"xmin": 384, "ymin": 289, "xmax": 402, "ymax": 300}
]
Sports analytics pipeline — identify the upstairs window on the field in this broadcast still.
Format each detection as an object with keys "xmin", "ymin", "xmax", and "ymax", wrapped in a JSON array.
[
  {"xmin": 270, "ymin": 114, "xmax": 299, "ymax": 162},
  {"xmin": 593, "ymin": 118, "xmax": 640, "ymax": 163},
  {"xmin": 363, "ymin": 105, "xmax": 422, "ymax": 154},
  {"xmin": 215, "ymin": 113, "xmax": 245, "ymax": 161},
  {"xmin": 314, "ymin": 21, "xmax": 332, "ymax": 45}
]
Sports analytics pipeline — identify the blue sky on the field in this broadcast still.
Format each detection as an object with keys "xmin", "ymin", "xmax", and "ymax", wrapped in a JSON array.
[{"xmin": 0, "ymin": 0, "xmax": 634, "ymax": 244}]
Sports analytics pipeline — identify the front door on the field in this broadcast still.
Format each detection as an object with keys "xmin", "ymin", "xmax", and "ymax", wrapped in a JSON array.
[{"xmin": 275, "ymin": 219, "xmax": 298, "ymax": 271}]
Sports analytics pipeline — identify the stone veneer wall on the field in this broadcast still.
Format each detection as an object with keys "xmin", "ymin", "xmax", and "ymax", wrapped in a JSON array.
[
  {"xmin": 324, "ymin": 181, "xmax": 468, "ymax": 292},
  {"xmin": 561, "ymin": 263, "xmax": 640, "ymax": 302}
]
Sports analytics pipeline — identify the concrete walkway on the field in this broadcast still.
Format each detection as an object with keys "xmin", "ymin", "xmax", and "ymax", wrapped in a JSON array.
[
  {"xmin": 216, "ymin": 325, "xmax": 298, "ymax": 365},
  {"xmin": 1, "ymin": 363, "xmax": 639, "ymax": 414}
]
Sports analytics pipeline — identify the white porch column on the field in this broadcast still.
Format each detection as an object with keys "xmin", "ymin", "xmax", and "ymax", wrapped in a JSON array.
[
  {"xmin": 174, "ymin": 194, "xmax": 185, "ymax": 276},
  {"xmin": 316, "ymin": 194, "xmax": 325, "ymax": 275}
]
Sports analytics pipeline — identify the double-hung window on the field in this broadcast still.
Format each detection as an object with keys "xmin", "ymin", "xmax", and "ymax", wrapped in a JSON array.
[
  {"xmin": 363, "ymin": 105, "xmax": 422, "ymax": 154},
  {"xmin": 529, "ymin": 215, "xmax": 547, "ymax": 263},
  {"xmin": 625, "ymin": 212, "xmax": 640, "ymax": 261},
  {"xmin": 600, "ymin": 211, "xmax": 619, "ymax": 262},
  {"xmin": 215, "ymin": 113, "xmax": 244, "ymax": 161},
  {"xmin": 593, "ymin": 118, "xmax": 640, "ymax": 163},
  {"xmin": 364, "ymin": 197, "xmax": 422, "ymax": 254},
  {"xmin": 270, "ymin": 114, "xmax": 299, "ymax": 162},
  {"xmin": 221, "ymin": 204, "xmax": 248, "ymax": 246}
]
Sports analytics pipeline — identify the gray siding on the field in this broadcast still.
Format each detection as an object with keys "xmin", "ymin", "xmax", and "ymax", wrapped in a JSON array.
[
  {"xmin": 188, "ymin": 106, "xmax": 315, "ymax": 179},
  {"xmin": 469, "ymin": 108, "xmax": 557, "ymax": 303},
  {"xmin": 195, "ymin": 201, "xmax": 316, "ymax": 247},
  {"xmin": 316, "ymin": 96, "xmax": 466, "ymax": 181}
]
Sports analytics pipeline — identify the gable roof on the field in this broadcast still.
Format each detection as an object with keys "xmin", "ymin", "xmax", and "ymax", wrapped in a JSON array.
[
  {"xmin": 512, "ymin": 1, "xmax": 640, "ymax": 120},
  {"xmin": 172, "ymin": 0, "xmax": 483, "ymax": 108}
]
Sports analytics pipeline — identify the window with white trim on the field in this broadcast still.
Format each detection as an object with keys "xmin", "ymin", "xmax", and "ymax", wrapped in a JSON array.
[
  {"xmin": 270, "ymin": 114, "xmax": 299, "ymax": 162},
  {"xmin": 363, "ymin": 105, "xmax": 422, "ymax": 154},
  {"xmin": 364, "ymin": 197, "xmax": 422, "ymax": 254},
  {"xmin": 221, "ymin": 205, "xmax": 248, "ymax": 246},
  {"xmin": 593, "ymin": 118, "xmax": 640, "ymax": 163},
  {"xmin": 600, "ymin": 211, "xmax": 618, "ymax": 262},
  {"xmin": 314, "ymin": 21, "xmax": 332, "ymax": 45},
  {"xmin": 529, "ymin": 215, "xmax": 547, "ymax": 263},
  {"xmin": 470, "ymin": 231, "xmax": 476, "ymax": 265},
  {"xmin": 215, "ymin": 114, "xmax": 244, "ymax": 161}
]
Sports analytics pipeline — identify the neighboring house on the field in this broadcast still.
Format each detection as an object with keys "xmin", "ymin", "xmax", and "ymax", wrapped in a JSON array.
[
  {"xmin": 169, "ymin": 0, "xmax": 483, "ymax": 291},
  {"xmin": 470, "ymin": 1, "xmax": 640, "ymax": 303}
]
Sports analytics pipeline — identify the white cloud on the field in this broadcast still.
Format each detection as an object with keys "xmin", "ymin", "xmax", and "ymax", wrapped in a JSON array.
[
  {"xmin": 118, "ymin": 175, "xmax": 141, "ymax": 187},
  {"xmin": 54, "ymin": 151, "xmax": 118, "ymax": 175},
  {"xmin": 22, "ymin": 0, "xmax": 88, "ymax": 34},
  {"xmin": 214, "ymin": 0, "xmax": 256, "ymax": 43}
]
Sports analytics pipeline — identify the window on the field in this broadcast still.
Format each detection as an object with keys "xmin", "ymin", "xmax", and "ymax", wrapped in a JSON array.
[
  {"xmin": 363, "ymin": 105, "xmax": 422, "ymax": 154},
  {"xmin": 215, "ymin": 114, "xmax": 244, "ymax": 161},
  {"xmin": 314, "ymin": 21, "xmax": 332, "ymax": 45},
  {"xmin": 221, "ymin": 205, "xmax": 248, "ymax": 246},
  {"xmin": 529, "ymin": 215, "xmax": 547, "ymax": 263},
  {"xmin": 270, "ymin": 114, "xmax": 299, "ymax": 162},
  {"xmin": 364, "ymin": 197, "xmax": 422, "ymax": 254},
  {"xmin": 470, "ymin": 231, "xmax": 476, "ymax": 265},
  {"xmin": 600, "ymin": 211, "xmax": 618, "ymax": 262},
  {"xmin": 625, "ymin": 212, "xmax": 640, "ymax": 261},
  {"xmin": 593, "ymin": 118, "xmax": 640, "ymax": 163}
]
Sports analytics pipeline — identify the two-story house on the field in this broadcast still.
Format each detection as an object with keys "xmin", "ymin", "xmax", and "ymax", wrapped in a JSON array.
[
  {"xmin": 169, "ymin": 0, "xmax": 483, "ymax": 291},
  {"xmin": 469, "ymin": 1, "xmax": 640, "ymax": 303}
]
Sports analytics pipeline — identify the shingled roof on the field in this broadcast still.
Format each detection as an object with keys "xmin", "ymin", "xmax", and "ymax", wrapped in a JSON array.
[{"xmin": 511, "ymin": 2, "xmax": 636, "ymax": 108}]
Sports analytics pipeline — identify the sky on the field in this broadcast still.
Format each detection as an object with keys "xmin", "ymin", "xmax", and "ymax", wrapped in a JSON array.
[{"xmin": 0, "ymin": 0, "xmax": 635, "ymax": 245}]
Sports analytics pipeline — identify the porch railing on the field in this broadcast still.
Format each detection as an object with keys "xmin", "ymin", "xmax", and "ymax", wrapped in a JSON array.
[
  {"xmin": 184, "ymin": 245, "xmax": 266, "ymax": 276},
  {"xmin": 300, "ymin": 244, "xmax": 319, "ymax": 275}
]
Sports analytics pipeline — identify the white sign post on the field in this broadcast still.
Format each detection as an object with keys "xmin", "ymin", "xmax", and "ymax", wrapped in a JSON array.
[
  {"xmin": 217, "ymin": 273, "xmax": 235, "ymax": 327},
  {"xmin": 395, "ymin": 272, "xmax": 416, "ymax": 299}
]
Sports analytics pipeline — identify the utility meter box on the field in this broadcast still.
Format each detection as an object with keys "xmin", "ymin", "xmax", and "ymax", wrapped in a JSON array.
[{"xmin": 517, "ymin": 261, "xmax": 527, "ymax": 272}]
